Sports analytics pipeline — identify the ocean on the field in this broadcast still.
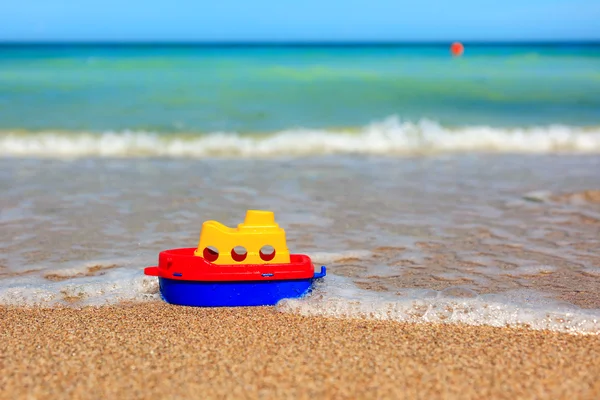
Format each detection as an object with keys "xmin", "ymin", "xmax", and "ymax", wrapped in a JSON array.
[{"xmin": 1, "ymin": 43, "xmax": 599, "ymax": 334}]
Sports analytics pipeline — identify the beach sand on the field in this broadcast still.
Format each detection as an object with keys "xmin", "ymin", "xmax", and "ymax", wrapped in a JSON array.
[{"xmin": 2, "ymin": 302, "xmax": 599, "ymax": 399}]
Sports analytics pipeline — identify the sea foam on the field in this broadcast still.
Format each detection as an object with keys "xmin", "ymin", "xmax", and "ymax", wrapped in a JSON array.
[
  {"xmin": 2, "ymin": 262, "xmax": 599, "ymax": 335},
  {"xmin": 0, "ymin": 268, "xmax": 159, "ymax": 307},
  {"xmin": 2, "ymin": 117, "xmax": 600, "ymax": 158},
  {"xmin": 277, "ymin": 274, "xmax": 600, "ymax": 335}
]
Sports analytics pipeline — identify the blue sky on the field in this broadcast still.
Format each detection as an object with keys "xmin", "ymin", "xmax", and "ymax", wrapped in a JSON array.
[{"xmin": 1, "ymin": 0, "xmax": 599, "ymax": 41}]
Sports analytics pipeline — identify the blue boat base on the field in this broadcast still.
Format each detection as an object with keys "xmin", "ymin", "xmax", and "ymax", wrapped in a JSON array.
[{"xmin": 159, "ymin": 266, "xmax": 326, "ymax": 307}]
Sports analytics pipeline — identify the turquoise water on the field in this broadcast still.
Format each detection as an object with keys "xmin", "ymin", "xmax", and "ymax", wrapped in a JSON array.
[
  {"xmin": 1, "ymin": 44, "xmax": 600, "ymax": 133},
  {"xmin": 2, "ymin": 45, "xmax": 600, "ymax": 333}
]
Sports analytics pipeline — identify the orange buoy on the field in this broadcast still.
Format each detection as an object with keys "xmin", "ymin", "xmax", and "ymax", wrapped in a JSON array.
[{"xmin": 450, "ymin": 42, "xmax": 464, "ymax": 57}]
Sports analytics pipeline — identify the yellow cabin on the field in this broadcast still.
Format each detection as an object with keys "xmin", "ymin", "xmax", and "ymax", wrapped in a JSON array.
[{"xmin": 194, "ymin": 210, "xmax": 291, "ymax": 265}]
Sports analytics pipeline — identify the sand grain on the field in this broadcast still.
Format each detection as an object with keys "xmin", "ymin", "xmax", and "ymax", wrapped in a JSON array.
[{"xmin": 1, "ymin": 302, "xmax": 599, "ymax": 399}]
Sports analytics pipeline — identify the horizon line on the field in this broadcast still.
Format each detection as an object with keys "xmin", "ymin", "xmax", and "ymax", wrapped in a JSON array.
[{"xmin": 1, "ymin": 39, "xmax": 599, "ymax": 47}]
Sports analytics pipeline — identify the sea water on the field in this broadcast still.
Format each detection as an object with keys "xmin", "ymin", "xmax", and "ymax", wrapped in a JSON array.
[{"xmin": 1, "ymin": 44, "xmax": 599, "ymax": 334}]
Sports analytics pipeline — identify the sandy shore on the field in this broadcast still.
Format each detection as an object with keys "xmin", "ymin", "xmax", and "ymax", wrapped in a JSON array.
[{"xmin": 1, "ymin": 302, "xmax": 599, "ymax": 400}]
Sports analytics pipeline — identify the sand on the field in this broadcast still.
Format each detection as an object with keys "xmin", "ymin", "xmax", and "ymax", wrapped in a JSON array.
[{"xmin": 1, "ymin": 302, "xmax": 599, "ymax": 400}]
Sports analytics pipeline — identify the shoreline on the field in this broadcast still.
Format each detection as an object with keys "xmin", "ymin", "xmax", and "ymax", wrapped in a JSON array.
[{"xmin": 2, "ymin": 302, "xmax": 599, "ymax": 399}]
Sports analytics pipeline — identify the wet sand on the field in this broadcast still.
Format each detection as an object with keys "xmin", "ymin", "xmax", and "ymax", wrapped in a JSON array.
[
  {"xmin": 2, "ymin": 302, "xmax": 599, "ymax": 399},
  {"xmin": 3, "ymin": 156, "xmax": 600, "ymax": 311}
]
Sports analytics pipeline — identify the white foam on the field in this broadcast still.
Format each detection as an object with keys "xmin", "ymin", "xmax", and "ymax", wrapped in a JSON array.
[
  {"xmin": 276, "ymin": 274, "xmax": 600, "ymax": 335},
  {"xmin": 2, "ymin": 265, "xmax": 599, "ymax": 335},
  {"xmin": 0, "ymin": 268, "xmax": 159, "ymax": 307},
  {"xmin": 2, "ymin": 117, "xmax": 600, "ymax": 158},
  {"xmin": 522, "ymin": 190, "xmax": 554, "ymax": 203},
  {"xmin": 582, "ymin": 267, "xmax": 600, "ymax": 277},
  {"xmin": 306, "ymin": 250, "xmax": 372, "ymax": 265},
  {"xmin": 505, "ymin": 265, "xmax": 557, "ymax": 276},
  {"xmin": 472, "ymin": 264, "xmax": 557, "ymax": 277}
]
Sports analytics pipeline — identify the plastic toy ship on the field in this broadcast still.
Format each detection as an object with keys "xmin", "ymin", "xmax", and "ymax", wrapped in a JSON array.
[{"xmin": 144, "ymin": 210, "xmax": 326, "ymax": 307}]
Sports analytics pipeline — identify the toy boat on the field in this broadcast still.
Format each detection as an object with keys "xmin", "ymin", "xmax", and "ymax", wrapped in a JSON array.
[{"xmin": 144, "ymin": 210, "xmax": 326, "ymax": 307}]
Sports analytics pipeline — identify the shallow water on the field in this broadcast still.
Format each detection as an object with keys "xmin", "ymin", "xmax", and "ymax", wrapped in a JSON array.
[
  {"xmin": 1, "ymin": 43, "xmax": 600, "ymax": 131},
  {"xmin": 2, "ymin": 43, "xmax": 600, "ymax": 333},
  {"xmin": 1, "ymin": 155, "xmax": 599, "ymax": 333}
]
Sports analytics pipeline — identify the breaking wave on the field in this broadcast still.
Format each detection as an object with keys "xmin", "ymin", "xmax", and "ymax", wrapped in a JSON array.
[
  {"xmin": 277, "ymin": 274, "xmax": 600, "ymax": 335},
  {"xmin": 2, "ymin": 117, "xmax": 600, "ymax": 158}
]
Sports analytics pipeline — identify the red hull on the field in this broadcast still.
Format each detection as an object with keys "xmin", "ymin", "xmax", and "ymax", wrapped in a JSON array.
[{"xmin": 144, "ymin": 248, "xmax": 315, "ymax": 282}]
